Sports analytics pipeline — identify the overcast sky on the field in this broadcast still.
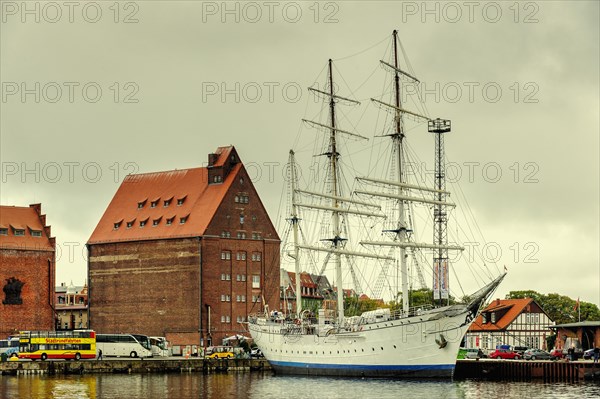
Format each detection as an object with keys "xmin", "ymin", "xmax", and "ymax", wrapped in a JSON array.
[{"xmin": 1, "ymin": 1, "xmax": 598, "ymax": 306}]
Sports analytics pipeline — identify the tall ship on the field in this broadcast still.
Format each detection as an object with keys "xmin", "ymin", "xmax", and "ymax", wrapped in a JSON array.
[{"xmin": 247, "ymin": 31, "xmax": 505, "ymax": 378}]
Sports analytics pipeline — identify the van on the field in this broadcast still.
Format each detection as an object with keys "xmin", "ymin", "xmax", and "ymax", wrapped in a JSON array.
[{"xmin": 205, "ymin": 346, "xmax": 234, "ymax": 359}]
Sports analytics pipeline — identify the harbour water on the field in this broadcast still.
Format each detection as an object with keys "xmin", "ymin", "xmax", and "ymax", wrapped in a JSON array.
[{"xmin": 1, "ymin": 372, "xmax": 598, "ymax": 399}]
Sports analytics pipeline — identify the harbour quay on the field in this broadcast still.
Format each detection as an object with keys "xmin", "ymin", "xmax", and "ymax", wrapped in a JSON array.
[
  {"xmin": 0, "ymin": 358, "xmax": 271, "ymax": 376},
  {"xmin": 454, "ymin": 359, "xmax": 600, "ymax": 382},
  {"xmin": 2, "ymin": 358, "xmax": 600, "ymax": 382}
]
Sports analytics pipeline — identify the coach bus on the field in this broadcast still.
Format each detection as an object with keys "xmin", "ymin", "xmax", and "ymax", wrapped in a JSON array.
[
  {"xmin": 18, "ymin": 330, "xmax": 96, "ymax": 361},
  {"xmin": 149, "ymin": 336, "xmax": 170, "ymax": 357},
  {"xmin": 96, "ymin": 333, "xmax": 153, "ymax": 358}
]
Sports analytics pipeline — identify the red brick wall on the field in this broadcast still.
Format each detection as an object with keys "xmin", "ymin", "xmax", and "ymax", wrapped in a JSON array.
[
  {"xmin": 88, "ymin": 238, "xmax": 201, "ymax": 346},
  {"xmin": 201, "ymin": 166, "xmax": 280, "ymax": 345},
  {"xmin": 0, "ymin": 249, "xmax": 55, "ymax": 338}
]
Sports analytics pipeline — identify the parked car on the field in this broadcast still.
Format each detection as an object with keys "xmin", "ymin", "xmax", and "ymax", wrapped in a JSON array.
[
  {"xmin": 514, "ymin": 346, "xmax": 529, "ymax": 356},
  {"xmin": 489, "ymin": 348, "xmax": 521, "ymax": 360},
  {"xmin": 204, "ymin": 346, "xmax": 234, "ymax": 359},
  {"xmin": 583, "ymin": 348, "xmax": 595, "ymax": 360},
  {"xmin": 523, "ymin": 349, "xmax": 552, "ymax": 360},
  {"xmin": 250, "ymin": 348, "xmax": 263, "ymax": 358},
  {"xmin": 549, "ymin": 348, "xmax": 564, "ymax": 360}
]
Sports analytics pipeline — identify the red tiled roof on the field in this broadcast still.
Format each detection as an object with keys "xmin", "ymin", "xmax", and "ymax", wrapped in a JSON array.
[
  {"xmin": 468, "ymin": 298, "xmax": 534, "ymax": 332},
  {"xmin": 88, "ymin": 147, "xmax": 241, "ymax": 244},
  {"xmin": 0, "ymin": 204, "xmax": 54, "ymax": 251}
]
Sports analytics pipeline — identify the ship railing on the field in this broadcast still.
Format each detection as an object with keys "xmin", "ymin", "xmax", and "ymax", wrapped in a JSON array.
[{"xmin": 387, "ymin": 305, "xmax": 434, "ymax": 321}]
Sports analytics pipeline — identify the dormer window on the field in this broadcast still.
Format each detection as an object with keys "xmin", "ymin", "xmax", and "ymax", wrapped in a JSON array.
[
  {"xmin": 152, "ymin": 217, "xmax": 161, "ymax": 226},
  {"xmin": 0, "ymin": 228, "xmax": 8, "ymax": 235},
  {"xmin": 177, "ymin": 196, "xmax": 186, "ymax": 206},
  {"xmin": 13, "ymin": 228, "xmax": 25, "ymax": 236},
  {"xmin": 166, "ymin": 217, "xmax": 174, "ymax": 226},
  {"xmin": 31, "ymin": 230, "xmax": 42, "ymax": 237},
  {"xmin": 482, "ymin": 313, "xmax": 487, "ymax": 324},
  {"xmin": 491, "ymin": 312, "xmax": 496, "ymax": 324},
  {"xmin": 213, "ymin": 175, "xmax": 222, "ymax": 183},
  {"xmin": 137, "ymin": 199, "xmax": 147, "ymax": 209},
  {"xmin": 164, "ymin": 197, "xmax": 173, "ymax": 207},
  {"xmin": 150, "ymin": 200, "xmax": 159, "ymax": 208},
  {"xmin": 114, "ymin": 220, "xmax": 123, "ymax": 230},
  {"xmin": 140, "ymin": 219, "xmax": 148, "ymax": 227},
  {"xmin": 180, "ymin": 215, "xmax": 188, "ymax": 224},
  {"xmin": 126, "ymin": 221, "xmax": 134, "ymax": 229}
]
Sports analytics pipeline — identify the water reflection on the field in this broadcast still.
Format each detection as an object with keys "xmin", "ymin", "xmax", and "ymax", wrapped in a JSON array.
[{"xmin": 1, "ymin": 373, "xmax": 598, "ymax": 399}]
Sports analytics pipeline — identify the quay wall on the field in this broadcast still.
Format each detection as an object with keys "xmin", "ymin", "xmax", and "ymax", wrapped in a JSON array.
[
  {"xmin": 0, "ymin": 358, "xmax": 271, "ymax": 376},
  {"xmin": 2, "ymin": 359, "xmax": 600, "ymax": 382}
]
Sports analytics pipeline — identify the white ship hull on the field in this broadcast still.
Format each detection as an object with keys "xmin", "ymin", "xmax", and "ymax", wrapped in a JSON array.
[{"xmin": 248, "ymin": 305, "xmax": 474, "ymax": 378}]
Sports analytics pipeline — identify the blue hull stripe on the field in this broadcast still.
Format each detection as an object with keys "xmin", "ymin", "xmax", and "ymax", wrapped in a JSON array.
[{"xmin": 270, "ymin": 360, "xmax": 455, "ymax": 371}]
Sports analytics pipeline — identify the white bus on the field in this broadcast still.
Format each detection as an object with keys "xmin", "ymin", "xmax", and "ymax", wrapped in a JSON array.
[
  {"xmin": 96, "ymin": 333, "xmax": 153, "ymax": 358},
  {"xmin": 149, "ymin": 336, "xmax": 170, "ymax": 357}
]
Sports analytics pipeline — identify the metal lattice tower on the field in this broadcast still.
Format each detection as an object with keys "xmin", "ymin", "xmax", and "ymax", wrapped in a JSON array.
[{"xmin": 428, "ymin": 118, "xmax": 451, "ymax": 305}]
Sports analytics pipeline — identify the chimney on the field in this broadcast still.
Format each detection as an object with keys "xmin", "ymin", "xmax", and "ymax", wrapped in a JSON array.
[
  {"xmin": 496, "ymin": 298, "xmax": 500, "ymax": 306},
  {"xmin": 208, "ymin": 153, "xmax": 218, "ymax": 166}
]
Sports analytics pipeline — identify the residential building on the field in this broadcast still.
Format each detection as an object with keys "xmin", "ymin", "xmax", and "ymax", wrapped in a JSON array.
[
  {"xmin": 465, "ymin": 298, "xmax": 554, "ymax": 351},
  {"xmin": 55, "ymin": 282, "xmax": 89, "ymax": 330},
  {"xmin": 279, "ymin": 271, "xmax": 333, "ymax": 315},
  {"xmin": 87, "ymin": 146, "xmax": 280, "ymax": 347},
  {"xmin": 0, "ymin": 204, "xmax": 56, "ymax": 338}
]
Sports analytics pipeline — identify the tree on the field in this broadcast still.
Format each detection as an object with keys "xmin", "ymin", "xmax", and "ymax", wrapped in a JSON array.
[{"xmin": 505, "ymin": 290, "xmax": 600, "ymax": 324}]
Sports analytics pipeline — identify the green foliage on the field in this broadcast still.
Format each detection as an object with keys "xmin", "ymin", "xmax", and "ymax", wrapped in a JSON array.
[
  {"xmin": 344, "ymin": 296, "xmax": 384, "ymax": 317},
  {"xmin": 505, "ymin": 290, "xmax": 600, "ymax": 324}
]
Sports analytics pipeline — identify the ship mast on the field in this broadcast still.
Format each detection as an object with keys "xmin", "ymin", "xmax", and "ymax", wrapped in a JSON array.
[
  {"xmin": 288, "ymin": 150, "xmax": 303, "ymax": 317},
  {"xmin": 326, "ymin": 59, "xmax": 346, "ymax": 324},
  {"xmin": 359, "ymin": 31, "xmax": 463, "ymax": 312},
  {"xmin": 390, "ymin": 30, "xmax": 410, "ymax": 315}
]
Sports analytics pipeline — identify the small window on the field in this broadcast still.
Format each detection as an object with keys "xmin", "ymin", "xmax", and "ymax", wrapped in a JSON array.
[
  {"xmin": 14, "ymin": 229, "xmax": 25, "ymax": 236},
  {"xmin": 0, "ymin": 228, "xmax": 8, "ymax": 235},
  {"xmin": 221, "ymin": 251, "xmax": 231, "ymax": 260},
  {"xmin": 252, "ymin": 275, "xmax": 260, "ymax": 289},
  {"xmin": 235, "ymin": 196, "xmax": 240, "ymax": 203},
  {"xmin": 240, "ymin": 215, "xmax": 245, "ymax": 225},
  {"xmin": 31, "ymin": 230, "xmax": 42, "ymax": 237}
]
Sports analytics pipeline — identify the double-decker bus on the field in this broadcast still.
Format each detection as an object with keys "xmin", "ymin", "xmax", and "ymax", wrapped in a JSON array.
[
  {"xmin": 96, "ymin": 333, "xmax": 153, "ymax": 358},
  {"xmin": 18, "ymin": 330, "xmax": 96, "ymax": 361}
]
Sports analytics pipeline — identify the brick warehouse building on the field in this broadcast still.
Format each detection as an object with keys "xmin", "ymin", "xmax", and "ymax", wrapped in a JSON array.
[
  {"xmin": 0, "ymin": 204, "xmax": 56, "ymax": 338},
  {"xmin": 87, "ymin": 146, "xmax": 280, "ymax": 348}
]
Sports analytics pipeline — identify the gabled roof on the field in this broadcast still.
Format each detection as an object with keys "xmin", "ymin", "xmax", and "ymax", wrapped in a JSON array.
[
  {"xmin": 88, "ymin": 146, "xmax": 242, "ymax": 244},
  {"xmin": 468, "ymin": 298, "xmax": 536, "ymax": 332},
  {"xmin": 0, "ymin": 204, "xmax": 54, "ymax": 251}
]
